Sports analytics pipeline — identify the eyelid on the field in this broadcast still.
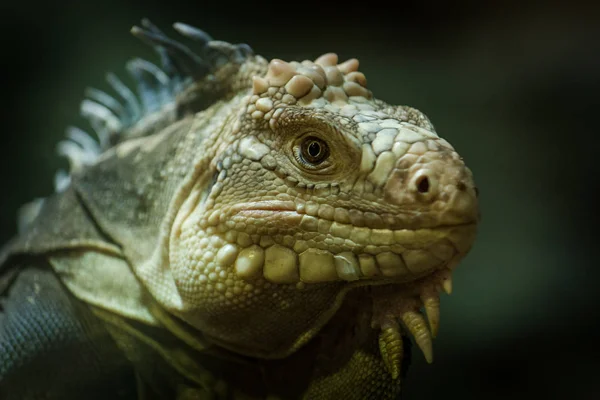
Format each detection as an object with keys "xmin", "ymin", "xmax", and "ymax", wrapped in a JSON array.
[{"xmin": 285, "ymin": 125, "xmax": 355, "ymax": 177}]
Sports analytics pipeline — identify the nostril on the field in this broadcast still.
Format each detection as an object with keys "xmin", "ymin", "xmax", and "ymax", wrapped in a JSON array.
[{"xmin": 416, "ymin": 176, "xmax": 430, "ymax": 193}]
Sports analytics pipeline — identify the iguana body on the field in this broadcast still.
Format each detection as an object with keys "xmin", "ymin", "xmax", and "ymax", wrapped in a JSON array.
[{"xmin": 0, "ymin": 20, "xmax": 479, "ymax": 399}]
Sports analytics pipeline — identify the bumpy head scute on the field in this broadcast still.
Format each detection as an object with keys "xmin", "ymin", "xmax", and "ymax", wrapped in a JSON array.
[{"xmin": 247, "ymin": 53, "xmax": 372, "ymax": 128}]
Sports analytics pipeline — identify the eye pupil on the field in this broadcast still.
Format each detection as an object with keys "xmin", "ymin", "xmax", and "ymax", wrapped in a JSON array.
[
  {"xmin": 308, "ymin": 141, "xmax": 321, "ymax": 158},
  {"xmin": 300, "ymin": 136, "xmax": 329, "ymax": 166}
]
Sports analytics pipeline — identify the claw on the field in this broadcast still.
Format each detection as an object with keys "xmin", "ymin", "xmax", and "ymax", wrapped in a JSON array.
[
  {"xmin": 370, "ymin": 270, "xmax": 458, "ymax": 367},
  {"xmin": 442, "ymin": 276, "xmax": 453, "ymax": 295},
  {"xmin": 378, "ymin": 318, "xmax": 403, "ymax": 380},
  {"xmin": 401, "ymin": 309, "xmax": 433, "ymax": 363},
  {"xmin": 421, "ymin": 292, "xmax": 440, "ymax": 338}
]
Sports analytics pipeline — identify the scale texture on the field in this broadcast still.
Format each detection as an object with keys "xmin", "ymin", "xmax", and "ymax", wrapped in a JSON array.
[{"xmin": 0, "ymin": 19, "xmax": 480, "ymax": 399}]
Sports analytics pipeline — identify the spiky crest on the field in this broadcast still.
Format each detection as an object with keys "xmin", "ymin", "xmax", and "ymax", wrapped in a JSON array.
[
  {"xmin": 17, "ymin": 19, "xmax": 262, "ymax": 232},
  {"xmin": 55, "ymin": 18, "xmax": 260, "ymax": 192}
]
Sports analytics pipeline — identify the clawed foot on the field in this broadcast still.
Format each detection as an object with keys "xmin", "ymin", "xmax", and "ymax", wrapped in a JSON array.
[{"xmin": 371, "ymin": 269, "xmax": 453, "ymax": 379}]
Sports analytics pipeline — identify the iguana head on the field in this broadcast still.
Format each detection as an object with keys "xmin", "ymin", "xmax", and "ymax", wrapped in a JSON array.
[
  {"xmin": 21, "ymin": 20, "xmax": 479, "ymax": 384},
  {"xmin": 161, "ymin": 34, "xmax": 479, "ymax": 368}
]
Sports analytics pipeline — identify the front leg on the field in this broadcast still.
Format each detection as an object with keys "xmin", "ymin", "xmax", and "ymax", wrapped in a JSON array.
[{"xmin": 0, "ymin": 261, "xmax": 137, "ymax": 400}]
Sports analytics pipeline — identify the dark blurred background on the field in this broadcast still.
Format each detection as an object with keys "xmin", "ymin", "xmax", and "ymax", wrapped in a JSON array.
[{"xmin": 0, "ymin": 1, "xmax": 598, "ymax": 399}]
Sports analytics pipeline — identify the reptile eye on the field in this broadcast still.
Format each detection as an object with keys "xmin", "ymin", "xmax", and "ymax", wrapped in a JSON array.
[{"xmin": 300, "ymin": 137, "xmax": 329, "ymax": 165}]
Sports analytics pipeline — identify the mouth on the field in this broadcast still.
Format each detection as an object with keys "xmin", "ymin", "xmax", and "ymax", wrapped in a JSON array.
[{"xmin": 228, "ymin": 202, "xmax": 476, "ymax": 285}]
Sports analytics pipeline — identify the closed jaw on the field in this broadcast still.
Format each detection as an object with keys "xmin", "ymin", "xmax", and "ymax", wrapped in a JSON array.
[{"xmin": 224, "ymin": 224, "xmax": 474, "ymax": 285}]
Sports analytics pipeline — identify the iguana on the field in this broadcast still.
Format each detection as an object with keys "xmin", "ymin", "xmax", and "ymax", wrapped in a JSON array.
[{"xmin": 0, "ymin": 19, "xmax": 480, "ymax": 399}]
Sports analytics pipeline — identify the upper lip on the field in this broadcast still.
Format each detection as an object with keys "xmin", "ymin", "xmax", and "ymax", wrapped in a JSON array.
[
  {"xmin": 230, "ymin": 201, "xmax": 296, "ymax": 213},
  {"xmin": 232, "ymin": 202, "xmax": 478, "ymax": 230}
]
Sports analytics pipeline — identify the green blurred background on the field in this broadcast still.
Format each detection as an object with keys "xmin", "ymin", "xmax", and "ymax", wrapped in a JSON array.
[{"xmin": 0, "ymin": 1, "xmax": 598, "ymax": 399}]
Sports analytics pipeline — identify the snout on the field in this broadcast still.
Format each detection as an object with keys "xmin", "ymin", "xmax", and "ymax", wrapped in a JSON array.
[{"xmin": 383, "ymin": 142, "xmax": 479, "ymax": 226}]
